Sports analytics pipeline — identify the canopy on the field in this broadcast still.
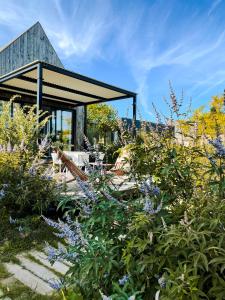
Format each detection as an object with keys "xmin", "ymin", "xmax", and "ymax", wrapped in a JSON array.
[{"xmin": 0, "ymin": 61, "xmax": 136, "ymax": 107}]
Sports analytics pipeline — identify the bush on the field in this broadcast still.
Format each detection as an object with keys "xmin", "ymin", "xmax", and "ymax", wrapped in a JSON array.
[
  {"xmin": 0, "ymin": 99, "xmax": 59, "ymax": 214},
  {"xmin": 43, "ymin": 92, "xmax": 225, "ymax": 299},
  {"xmin": 45, "ymin": 138, "xmax": 225, "ymax": 299}
]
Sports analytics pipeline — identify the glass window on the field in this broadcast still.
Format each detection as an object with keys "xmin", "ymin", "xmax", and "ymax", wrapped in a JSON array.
[
  {"xmin": 62, "ymin": 111, "xmax": 72, "ymax": 150},
  {"xmin": 48, "ymin": 108, "xmax": 73, "ymax": 150},
  {"xmin": 0, "ymin": 100, "xmax": 4, "ymax": 114}
]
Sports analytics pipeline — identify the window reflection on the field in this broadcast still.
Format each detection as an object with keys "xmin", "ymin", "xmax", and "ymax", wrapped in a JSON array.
[
  {"xmin": 0, "ymin": 101, "xmax": 74, "ymax": 150},
  {"xmin": 0, "ymin": 100, "xmax": 3, "ymax": 114},
  {"xmin": 51, "ymin": 109, "xmax": 73, "ymax": 150}
]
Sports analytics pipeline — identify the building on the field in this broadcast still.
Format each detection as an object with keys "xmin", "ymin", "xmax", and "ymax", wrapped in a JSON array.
[{"xmin": 0, "ymin": 22, "xmax": 136, "ymax": 149}]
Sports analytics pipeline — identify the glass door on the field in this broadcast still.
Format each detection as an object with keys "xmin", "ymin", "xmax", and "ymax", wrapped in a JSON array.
[{"xmin": 45, "ymin": 107, "xmax": 74, "ymax": 150}]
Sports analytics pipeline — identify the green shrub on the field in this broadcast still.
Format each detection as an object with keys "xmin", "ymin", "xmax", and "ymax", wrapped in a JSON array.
[
  {"xmin": 43, "ymin": 92, "xmax": 225, "ymax": 299},
  {"xmin": 47, "ymin": 135, "xmax": 225, "ymax": 299},
  {"xmin": 0, "ymin": 98, "xmax": 59, "ymax": 214}
]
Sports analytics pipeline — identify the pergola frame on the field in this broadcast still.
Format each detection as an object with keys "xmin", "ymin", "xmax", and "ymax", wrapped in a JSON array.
[{"xmin": 0, "ymin": 61, "xmax": 137, "ymax": 136}]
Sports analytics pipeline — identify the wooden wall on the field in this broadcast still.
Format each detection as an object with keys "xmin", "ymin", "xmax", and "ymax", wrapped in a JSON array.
[
  {"xmin": 0, "ymin": 22, "xmax": 85, "ymax": 149},
  {"xmin": 0, "ymin": 22, "xmax": 64, "ymax": 76}
]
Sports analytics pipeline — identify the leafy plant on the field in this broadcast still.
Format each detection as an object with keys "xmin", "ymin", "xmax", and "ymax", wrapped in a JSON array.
[
  {"xmin": 42, "ymin": 89, "xmax": 225, "ymax": 299},
  {"xmin": 0, "ymin": 98, "xmax": 59, "ymax": 214}
]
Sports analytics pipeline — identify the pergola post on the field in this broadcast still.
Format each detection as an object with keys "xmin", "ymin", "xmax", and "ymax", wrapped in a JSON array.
[
  {"xmin": 132, "ymin": 95, "xmax": 137, "ymax": 137},
  {"xmin": 84, "ymin": 105, "xmax": 87, "ymax": 137},
  {"xmin": 10, "ymin": 102, "xmax": 13, "ymax": 118},
  {"xmin": 37, "ymin": 63, "xmax": 43, "ymax": 121},
  {"xmin": 83, "ymin": 105, "xmax": 88, "ymax": 149}
]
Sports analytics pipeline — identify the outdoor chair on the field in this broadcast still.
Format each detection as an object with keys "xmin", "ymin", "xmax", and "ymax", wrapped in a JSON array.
[
  {"xmin": 54, "ymin": 148, "xmax": 88, "ymax": 181},
  {"xmin": 89, "ymin": 152, "xmax": 105, "ymax": 171},
  {"xmin": 54, "ymin": 148, "xmax": 136, "ymax": 196},
  {"xmin": 54, "ymin": 148, "xmax": 131, "ymax": 179},
  {"xmin": 103, "ymin": 148, "xmax": 131, "ymax": 176},
  {"xmin": 51, "ymin": 152, "xmax": 69, "ymax": 178}
]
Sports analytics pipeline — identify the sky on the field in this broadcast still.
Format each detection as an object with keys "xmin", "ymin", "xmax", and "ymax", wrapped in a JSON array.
[{"xmin": 0, "ymin": 0, "xmax": 225, "ymax": 121}]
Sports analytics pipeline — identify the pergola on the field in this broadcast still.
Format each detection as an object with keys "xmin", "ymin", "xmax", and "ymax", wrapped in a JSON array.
[{"xmin": 0, "ymin": 61, "xmax": 137, "ymax": 135}]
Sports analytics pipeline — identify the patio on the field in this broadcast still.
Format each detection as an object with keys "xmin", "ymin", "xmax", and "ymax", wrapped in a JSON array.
[{"xmin": 0, "ymin": 60, "xmax": 137, "ymax": 149}]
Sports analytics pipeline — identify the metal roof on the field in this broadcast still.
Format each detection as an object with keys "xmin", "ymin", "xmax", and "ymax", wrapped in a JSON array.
[{"xmin": 0, "ymin": 61, "xmax": 136, "ymax": 107}]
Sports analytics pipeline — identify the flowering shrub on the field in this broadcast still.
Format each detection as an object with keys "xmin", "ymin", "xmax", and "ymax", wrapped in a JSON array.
[
  {"xmin": 0, "ymin": 99, "xmax": 59, "ymax": 214},
  {"xmin": 43, "ymin": 91, "xmax": 225, "ymax": 299},
  {"xmin": 44, "ymin": 155, "xmax": 225, "ymax": 299}
]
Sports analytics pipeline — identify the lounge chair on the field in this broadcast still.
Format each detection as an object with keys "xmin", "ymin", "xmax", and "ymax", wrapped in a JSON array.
[
  {"xmin": 54, "ymin": 148, "xmax": 88, "ymax": 181},
  {"xmin": 53, "ymin": 148, "xmax": 136, "ymax": 197},
  {"xmin": 103, "ymin": 148, "xmax": 131, "ymax": 176}
]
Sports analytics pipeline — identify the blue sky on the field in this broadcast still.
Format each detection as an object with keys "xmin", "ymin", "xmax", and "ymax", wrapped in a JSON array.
[{"xmin": 0, "ymin": 0, "xmax": 225, "ymax": 121}]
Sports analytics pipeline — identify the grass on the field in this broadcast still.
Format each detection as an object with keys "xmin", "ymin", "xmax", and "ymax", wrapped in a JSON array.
[
  {"xmin": 0, "ymin": 208, "xmax": 62, "ymax": 300},
  {"xmin": 0, "ymin": 208, "xmax": 58, "ymax": 263},
  {"xmin": 0, "ymin": 281, "xmax": 61, "ymax": 300},
  {"xmin": 0, "ymin": 263, "xmax": 10, "ymax": 280}
]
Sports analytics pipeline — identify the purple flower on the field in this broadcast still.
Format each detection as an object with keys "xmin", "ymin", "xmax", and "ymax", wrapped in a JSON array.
[
  {"xmin": 45, "ymin": 244, "xmax": 58, "ymax": 261},
  {"xmin": 158, "ymin": 276, "xmax": 166, "ymax": 288},
  {"xmin": 28, "ymin": 167, "xmax": 37, "ymax": 176},
  {"xmin": 143, "ymin": 199, "xmax": 162, "ymax": 215},
  {"xmin": 207, "ymin": 155, "xmax": 216, "ymax": 165},
  {"xmin": 83, "ymin": 136, "xmax": 104, "ymax": 171},
  {"xmin": 101, "ymin": 190, "xmax": 126, "ymax": 207},
  {"xmin": 45, "ymin": 243, "xmax": 78, "ymax": 263},
  {"xmin": 208, "ymin": 137, "xmax": 225, "ymax": 157},
  {"xmin": 82, "ymin": 205, "xmax": 92, "ymax": 215},
  {"xmin": 118, "ymin": 274, "xmax": 129, "ymax": 286},
  {"xmin": 143, "ymin": 200, "xmax": 154, "ymax": 214},
  {"xmin": 48, "ymin": 278, "xmax": 63, "ymax": 290},
  {"xmin": 38, "ymin": 136, "xmax": 50, "ymax": 152},
  {"xmin": 41, "ymin": 174, "xmax": 53, "ymax": 181},
  {"xmin": 0, "ymin": 189, "xmax": 5, "ymax": 199},
  {"xmin": 18, "ymin": 226, "xmax": 24, "ymax": 232},
  {"xmin": 152, "ymin": 186, "xmax": 160, "ymax": 196},
  {"xmin": 43, "ymin": 216, "xmax": 87, "ymax": 247},
  {"xmin": 140, "ymin": 178, "xmax": 162, "ymax": 215},
  {"xmin": 76, "ymin": 177, "xmax": 98, "ymax": 203},
  {"xmin": 140, "ymin": 177, "xmax": 160, "ymax": 197},
  {"xmin": 9, "ymin": 216, "xmax": 17, "ymax": 224}
]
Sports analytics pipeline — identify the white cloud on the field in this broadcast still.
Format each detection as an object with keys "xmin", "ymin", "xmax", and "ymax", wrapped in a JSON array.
[
  {"xmin": 1, "ymin": 0, "xmax": 225, "ymax": 116},
  {"xmin": 45, "ymin": 0, "xmax": 115, "ymax": 60},
  {"xmin": 111, "ymin": 0, "xmax": 225, "ymax": 113},
  {"xmin": 208, "ymin": 0, "xmax": 222, "ymax": 16}
]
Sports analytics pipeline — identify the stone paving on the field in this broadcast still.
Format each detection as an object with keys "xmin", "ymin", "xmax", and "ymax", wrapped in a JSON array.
[{"xmin": 2, "ymin": 249, "xmax": 69, "ymax": 296}]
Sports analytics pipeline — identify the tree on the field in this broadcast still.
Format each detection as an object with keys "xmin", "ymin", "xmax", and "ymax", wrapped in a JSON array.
[
  {"xmin": 179, "ymin": 95, "xmax": 225, "ymax": 138},
  {"xmin": 87, "ymin": 103, "xmax": 118, "ymax": 145}
]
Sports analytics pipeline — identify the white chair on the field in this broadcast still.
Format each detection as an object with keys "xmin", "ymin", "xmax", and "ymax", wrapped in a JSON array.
[
  {"xmin": 51, "ymin": 152, "xmax": 68, "ymax": 178},
  {"xmin": 89, "ymin": 152, "xmax": 105, "ymax": 173},
  {"xmin": 77, "ymin": 153, "xmax": 89, "ymax": 171},
  {"xmin": 99, "ymin": 152, "xmax": 105, "ymax": 161}
]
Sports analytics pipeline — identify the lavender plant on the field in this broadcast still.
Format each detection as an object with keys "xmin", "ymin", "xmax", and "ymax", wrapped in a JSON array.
[{"xmin": 206, "ymin": 136, "xmax": 225, "ymax": 197}]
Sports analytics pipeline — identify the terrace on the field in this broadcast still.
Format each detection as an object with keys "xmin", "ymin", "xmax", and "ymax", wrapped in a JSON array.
[
  {"xmin": 1, "ymin": 6, "xmax": 225, "ymax": 299},
  {"xmin": 0, "ymin": 60, "xmax": 137, "ymax": 150}
]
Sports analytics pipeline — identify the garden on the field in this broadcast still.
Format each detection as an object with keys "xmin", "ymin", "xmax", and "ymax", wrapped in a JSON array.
[{"xmin": 0, "ymin": 91, "xmax": 225, "ymax": 300}]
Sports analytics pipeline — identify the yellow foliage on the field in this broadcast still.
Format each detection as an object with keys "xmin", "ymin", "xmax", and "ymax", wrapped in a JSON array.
[{"xmin": 179, "ymin": 96, "xmax": 225, "ymax": 138}]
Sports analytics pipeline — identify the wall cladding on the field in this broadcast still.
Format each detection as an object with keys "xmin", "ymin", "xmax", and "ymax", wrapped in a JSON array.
[
  {"xmin": 0, "ymin": 22, "xmax": 64, "ymax": 76},
  {"xmin": 0, "ymin": 22, "xmax": 85, "ymax": 149},
  {"xmin": 75, "ymin": 106, "xmax": 85, "ymax": 149}
]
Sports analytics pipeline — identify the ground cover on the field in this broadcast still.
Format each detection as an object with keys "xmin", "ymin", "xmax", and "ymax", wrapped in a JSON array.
[{"xmin": 0, "ymin": 210, "xmax": 62, "ymax": 300}]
